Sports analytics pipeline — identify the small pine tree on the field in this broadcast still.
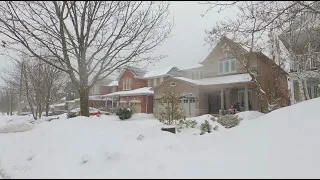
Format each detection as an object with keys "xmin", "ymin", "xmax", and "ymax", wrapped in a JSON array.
[{"xmin": 158, "ymin": 88, "xmax": 186, "ymax": 125}]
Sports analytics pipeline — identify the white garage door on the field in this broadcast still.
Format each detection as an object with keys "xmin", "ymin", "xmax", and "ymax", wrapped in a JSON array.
[{"xmin": 180, "ymin": 97, "xmax": 196, "ymax": 118}]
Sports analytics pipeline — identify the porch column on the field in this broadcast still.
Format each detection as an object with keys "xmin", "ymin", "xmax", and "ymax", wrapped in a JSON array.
[
  {"xmin": 244, "ymin": 85, "xmax": 249, "ymax": 111},
  {"xmin": 111, "ymin": 99, "xmax": 114, "ymax": 110},
  {"xmin": 220, "ymin": 89, "xmax": 224, "ymax": 110}
]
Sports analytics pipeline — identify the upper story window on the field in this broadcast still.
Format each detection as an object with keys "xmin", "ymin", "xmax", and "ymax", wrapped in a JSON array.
[
  {"xmin": 191, "ymin": 70, "xmax": 204, "ymax": 80},
  {"xmin": 123, "ymin": 79, "xmax": 132, "ymax": 90},
  {"xmin": 219, "ymin": 58, "xmax": 236, "ymax": 74}
]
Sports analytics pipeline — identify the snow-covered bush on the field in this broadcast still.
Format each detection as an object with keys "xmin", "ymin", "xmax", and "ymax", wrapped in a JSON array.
[
  {"xmin": 217, "ymin": 115, "xmax": 242, "ymax": 128},
  {"xmin": 116, "ymin": 107, "xmax": 132, "ymax": 120},
  {"xmin": 200, "ymin": 120, "xmax": 212, "ymax": 135},
  {"xmin": 158, "ymin": 88, "xmax": 186, "ymax": 125},
  {"xmin": 67, "ymin": 111, "xmax": 78, "ymax": 119},
  {"xmin": 0, "ymin": 122, "xmax": 33, "ymax": 133}
]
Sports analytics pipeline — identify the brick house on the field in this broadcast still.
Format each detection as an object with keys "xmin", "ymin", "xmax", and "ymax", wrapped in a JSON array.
[
  {"xmin": 102, "ymin": 66, "xmax": 180, "ymax": 113},
  {"xmin": 153, "ymin": 36, "xmax": 289, "ymax": 118}
]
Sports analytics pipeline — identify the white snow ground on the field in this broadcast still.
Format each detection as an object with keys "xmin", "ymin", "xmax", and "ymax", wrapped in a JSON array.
[{"xmin": 1, "ymin": 98, "xmax": 320, "ymax": 178}]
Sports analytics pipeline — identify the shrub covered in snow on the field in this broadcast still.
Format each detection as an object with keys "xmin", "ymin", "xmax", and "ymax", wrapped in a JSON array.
[
  {"xmin": 200, "ymin": 120, "xmax": 212, "ymax": 135},
  {"xmin": 67, "ymin": 111, "xmax": 78, "ymax": 119},
  {"xmin": 116, "ymin": 108, "xmax": 132, "ymax": 120},
  {"xmin": 0, "ymin": 122, "xmax": 33, "ymax": 133},
  {"xmin": 157, "ymin": 88, "xmax": 186, "ymax": 125},
  {"xmin": 217, "ymin": 115, "xmax": 242, "ymax": 128}
]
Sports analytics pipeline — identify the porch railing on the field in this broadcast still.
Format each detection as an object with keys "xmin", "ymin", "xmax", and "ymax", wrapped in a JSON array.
[{"xmin": 291, "ymin": 52, "xmax": 320, "ymax": 72}]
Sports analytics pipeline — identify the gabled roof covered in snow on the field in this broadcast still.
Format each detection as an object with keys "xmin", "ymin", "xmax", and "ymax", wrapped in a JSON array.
[
  {"xmin": 142, "ymin": 67, "xmax": 178, "ymax": 79},
  {"xmin": 172, "ymin": 73, "xmax": 252, "ymax": 86},
  {"xmin": 200, "ymin": 36, "xmax": 249, "ymax": 65},
  {"xmin": 102, "ymin": 87, "xmax": 153, "ymax": 97},
  {"xmin": 105, "ymin": 80, "xmax": 118, "ymax": 87},
  {"xmin": 179, "ymin": 64, "xmax": 204, "ymax": 71},
  {"xmin": 116, "ymin": 66, "xmax": 147, "ymax": 80}
]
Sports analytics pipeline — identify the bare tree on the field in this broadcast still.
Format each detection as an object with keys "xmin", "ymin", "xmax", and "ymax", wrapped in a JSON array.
[
  {"xmin": 1, "ymin": 56, "xmax": 67, "ymax": 119},
  {"xmin": 0, "ymin": 1, "xmax": 172, "ymax": 116}
]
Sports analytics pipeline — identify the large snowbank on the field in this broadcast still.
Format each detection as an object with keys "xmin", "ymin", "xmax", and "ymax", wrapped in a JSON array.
[
  {"xmin": 1, "ymin": 98, "xmax": 320, "ymax": 178},
  {"xmin": 0, "ymin": 122, "xmax": 33, "ymax": 133},
  {"xmin": 235, "ymin": 111, "xmax": 265, "ymax": 121}
]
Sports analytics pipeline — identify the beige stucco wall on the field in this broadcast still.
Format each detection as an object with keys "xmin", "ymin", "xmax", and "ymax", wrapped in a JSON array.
[{"xmin": 153, "ymin": 78, "xmax": 201, "ymax": 117}]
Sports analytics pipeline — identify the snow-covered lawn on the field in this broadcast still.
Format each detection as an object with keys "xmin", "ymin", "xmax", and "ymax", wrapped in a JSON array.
[{"xmin": 1, "ymin": 98, "xmax": 320, "ymax": 178}]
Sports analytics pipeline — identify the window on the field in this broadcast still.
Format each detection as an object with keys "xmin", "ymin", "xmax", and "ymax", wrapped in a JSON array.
[
  {"xmin": 308, "ymin": 85, "xmax": 319, "ymax": 99},
  {"xmin": 111, "ymin": 87, "xmax": 117, "ymax": 93},
  {"xmin": 148, "ymin": 79, "xmax": 153, "ymax": 87},
  {"xmin": 191, "ymin": 70, "xmax": 204, "ymax": 80},
  {"xmin": 170, "ymin": 82, "xmax": 176, "ymax": 87},
  {"xmin": 154, "ymin": 78, "xmax": 157, "ymax": 86},
  {"xmin": 123, "ymin": 79, "xmax": 132, "ymax": 90},
  {"xmin": 219, "ymin": 58, "xmax": 237, "ymax": 74},
  {"xmin": 238, "ymin": 90, "xmax": 253, "ymax": 110}
]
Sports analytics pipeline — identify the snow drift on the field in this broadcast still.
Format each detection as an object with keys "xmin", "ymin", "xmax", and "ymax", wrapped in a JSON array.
[
  {"xmin": 0, "ymin": 98, "xmax": 320, "ymax": 178},
  {"xmin": 0, "ymin": 122, "xmax": 33, "ymax": 133}
]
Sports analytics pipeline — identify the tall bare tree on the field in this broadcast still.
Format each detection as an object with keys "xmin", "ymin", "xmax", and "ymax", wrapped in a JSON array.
[
  {"xmin": 0, "ymin": 1, "xmax": 173, "ymax": 116},
  {"xmin": 1, "ymin": 56, "xmax": 67, "ymax": 119}
]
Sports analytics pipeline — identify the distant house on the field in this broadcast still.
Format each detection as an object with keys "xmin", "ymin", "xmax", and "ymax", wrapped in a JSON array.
[
  {"xmin": 278, "ymin": 8, "xmax": 320, "ymax": 104},
  {"xmin": 153, "ymin": 36, "xmax": 289, "ymax": 118},
  {"xmin": 102, "ymin": 66, "xmax": 180, "ymax": 113}
]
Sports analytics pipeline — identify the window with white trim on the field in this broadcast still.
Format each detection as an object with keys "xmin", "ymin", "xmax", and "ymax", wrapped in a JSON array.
[
  {"xmin": 307, "ymin": 85, "xmax": 319, "ymax": 99},
  {"xmin": 238, "ymin": 90, "xmax": 253, "ymax": 110},
  {"xmin": 219, "ymin": 58, "xmax": 236, "ymax": 74},
  {"xmin": 148, "ymin": 79, "xmax": 153, "ymax": 87},
  {"xmin": 153, "ymin": 78, "xmax": 157, "ymax": 86},
  {"xmin": 111, "ymin": 87, "xmax": 117, "ymax": 93},
  {"xmin": 191, "ymin": 70, "xmax": 204, "ymax": 80},
  {"xmin": 123, "ymin": 79, "xmax": 132, "ymax": 90}
]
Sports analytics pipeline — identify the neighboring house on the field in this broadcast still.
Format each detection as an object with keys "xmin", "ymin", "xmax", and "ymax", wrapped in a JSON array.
[
  {"xmin": 103, "ymin": 66, "xmax": 180, "ymax": 113},
  {"xmin": 153, "ymin": 36, "xmax": 289, "ymax": 118},
  {"xmin": 279, "ymin": 11, "xmax": 320, "ymax": 104},
  {"xmin": 89, "ymin": 78, "xmax": 113, "ymax": 96}
]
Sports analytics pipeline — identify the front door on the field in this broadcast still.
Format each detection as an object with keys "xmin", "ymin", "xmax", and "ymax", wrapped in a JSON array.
[{"xmin": 208, "ymin": 92, "xmax": 221, "ymax": 114}]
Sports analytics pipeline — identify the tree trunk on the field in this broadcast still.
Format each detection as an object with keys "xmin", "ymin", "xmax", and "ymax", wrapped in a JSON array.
[
  {"xmin": 45, "ymin": 102, "xmax": 50, "ymax": 117},
  {"xmin": 303, "ymin": 79, "xmax": 310, "ymax": 100},
  {"xmin": 298, "ymin": 78, "xmax": 306, "ymax": 101},
  {"xmin": 79, "ymin": 87, "xmax": 90, "ymax": 117}
]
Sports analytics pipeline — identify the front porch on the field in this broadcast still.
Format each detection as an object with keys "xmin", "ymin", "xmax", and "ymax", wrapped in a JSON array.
[{"xmin": 203, "ymin": 83, "xmax": 257, "ymax": 114}]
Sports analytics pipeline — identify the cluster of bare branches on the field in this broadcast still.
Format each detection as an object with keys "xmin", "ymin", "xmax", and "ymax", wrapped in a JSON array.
[
  {"xmin": 200, "ymin": 1, "xmax": 320, "ymax": 109},
  {"xmin": 0, "ymin": 56, "xmax": 67, "ymax": 119},
  {"xmin": 0, "ymin": 1, "xmax": 173, "ymax": 116}
]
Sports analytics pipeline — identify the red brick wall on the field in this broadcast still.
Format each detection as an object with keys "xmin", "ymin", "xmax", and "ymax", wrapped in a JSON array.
[
  {"xmin": 119, "ymin": 69, "xmax": 147, "ymax": 91},
  {"xmin": 119, "ymin": 95, "xmax": 153, "ymax": 113}
]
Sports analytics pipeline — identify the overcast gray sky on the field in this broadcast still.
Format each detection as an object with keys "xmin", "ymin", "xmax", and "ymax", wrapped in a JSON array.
[{"xmin": 0, "ymin": 1, "xmax": 234, "ymax": 82}]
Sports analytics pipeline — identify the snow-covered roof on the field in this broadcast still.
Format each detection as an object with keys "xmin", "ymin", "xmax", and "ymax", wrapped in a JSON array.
[
  {"xmin": 103, "ymin": 87, "xmax": 153, "ymax": 97},
  {"xmin": 106, "ymin": 80, "xmax": 118, "ymax": 87},
  {"xmin": 60, "ymin": 97, "xmax": 66, "ymax": 101},
  {"xmin": 173, "ymin": 73, "xmax": 252, "ymax": 86},
  {"xmin": 179, "ymin": 63, "xmax": 204, "ymax": 71},
  {"xmin": 142, "ymin": 67, "xmax": 175, "ymax": 78},
  {"xmin": 54, "ymin": 103, "xmax": 66, "ymax": 107}
]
